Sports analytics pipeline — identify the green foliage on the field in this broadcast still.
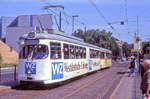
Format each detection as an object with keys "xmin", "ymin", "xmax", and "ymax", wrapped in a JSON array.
[
  {"xmin": 142, "ymin": 41, "xmax": 150, "ymax": 54},
  {"xmin": 122, "ymin": 42, "xmax": 132, "ymax": 57}
]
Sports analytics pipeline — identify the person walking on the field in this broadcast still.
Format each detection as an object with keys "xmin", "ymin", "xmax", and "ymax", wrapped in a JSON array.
[
  {"xmin": 128, "ymin": 56, "xmax": 136, "ymax": 77},
  {"xmin": 140, "ymin": 59, "xmax": 150, "ymax": 99}
]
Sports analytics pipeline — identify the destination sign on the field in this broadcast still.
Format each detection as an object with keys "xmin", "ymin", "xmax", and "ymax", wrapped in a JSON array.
[{"xmin": 24, "ymin": 39, "xmax": 39, "ymax": 45}]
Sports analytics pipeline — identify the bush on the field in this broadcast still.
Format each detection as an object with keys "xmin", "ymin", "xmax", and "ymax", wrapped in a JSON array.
[{"xmin": 0, "ymin": 53, "xmax": 2, "ymax": 64}]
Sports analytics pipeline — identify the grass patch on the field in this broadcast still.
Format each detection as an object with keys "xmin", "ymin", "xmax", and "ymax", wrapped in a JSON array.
[{"xmin": 0, "ymin": 64, "xmax": 18, "ymax": 68}]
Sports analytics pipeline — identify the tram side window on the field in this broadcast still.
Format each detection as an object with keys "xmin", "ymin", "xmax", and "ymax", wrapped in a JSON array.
[
  {"xmin": 106, "ymin": 53, "xmax": 111, "ymax": 58},
  {"xmin": 78, "ymin": 47, "xmax": 82, "ymax": 59},
  {"xmin": 70, "ymin": 45, "xmax": 75, "ymax": 59},
  {"xmin": 90, "ymin": 49, "xmax": 94, "ymax": 58},
  {"xmin": 75, "ymin": 46, "xmax": 79, "ymax": 59},
  {"xmin": 19, "ymin": 45, "xmax": 48, "ymax": 59},
  {"xmin": 63, "ymin": 44, "xmax": 69, "ymax": 59},
  {"xmin": 83, "ymin": 48, "xmax": 86, "ymax": 58},
  {"xmin": 90, "ymin": 50, "xmax": 99, "ymax": 58},
  {"xmin": 94, "ymin": 50, "xmax": 97, "ymax": 58},
  {"xmin": 80, "ymin": 47, "xmax": 84, "ymax": 59},
  {"xmin": 50, "ymin": 42, "xmax": 61, "ymax": 59},
  {"xmin": 90, "ymin": 49, "xmax": 92, "ymax": 58},
  {"xmin": 96, "ymin": 50, "xmax": 99, "ymax": 58},
  {"xmin": 100, "ymin": 52, "xmax": 105, "ymax": 58},
  {"xmin": 97, "ymin": 51, "xmax": 101, "ymax": 58}
]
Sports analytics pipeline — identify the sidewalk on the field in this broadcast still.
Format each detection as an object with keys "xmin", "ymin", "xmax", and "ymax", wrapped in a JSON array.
[{"xmin": 109, "ymin": 73, "xmax": 142, "ymax": 99}]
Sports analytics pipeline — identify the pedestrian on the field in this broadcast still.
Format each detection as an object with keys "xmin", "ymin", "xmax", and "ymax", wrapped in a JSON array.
[
  {"xmin": 140, "ymin": 59, "xmax": 150, "ymax": 99},
  {"xmin": 128, "ymin": 56, "xmax": 136, "ymax": 77},
  {"xmin": 140, "ymin": 57, "xmax": 145, "ymax": 77}
]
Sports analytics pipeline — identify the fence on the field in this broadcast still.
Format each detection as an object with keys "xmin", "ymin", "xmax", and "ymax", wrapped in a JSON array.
[{"xmin": 0, "ymin": 65, "xmax": 17, "ymax": 84}]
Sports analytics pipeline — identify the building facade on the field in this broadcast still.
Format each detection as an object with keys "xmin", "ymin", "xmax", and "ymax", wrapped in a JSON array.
[
  {"xmin": 0, "ymin": 16, "xmax": 15, "ymax": 41},
  {"xmin": 0, "ymin": 40, "xmax": 18, "ymax": 64},
  {"xmin": 6, "ymin": 14, "xmax": 53, "ymax": 52}
]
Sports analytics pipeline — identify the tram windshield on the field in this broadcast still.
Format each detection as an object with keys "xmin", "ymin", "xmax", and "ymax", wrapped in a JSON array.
[{"xmin": 19, "ymin": 45, "xmax": 48, "ymax": 59}]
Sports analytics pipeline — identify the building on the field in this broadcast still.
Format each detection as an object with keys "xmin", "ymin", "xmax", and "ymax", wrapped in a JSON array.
[
  {"xmin": 6, "ymin": 14, "xmax": 53, "ymax": 52},
  {"xmin": 0, "ymin": 16, "xmax": 15, "ymax": 41},
  {"xmin": 0, "ymin": 40, "xmax": 18, "ymax": 64}
]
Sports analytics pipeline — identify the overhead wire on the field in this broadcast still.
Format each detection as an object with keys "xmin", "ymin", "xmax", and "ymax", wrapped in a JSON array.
[
  {"xmin": 41, "ymin": 0, "xmax": 86, "ymax": 32},
  {"xmin": 123, "ymin": 0, "xmax": 132, "ymax": 37},
  {"xmin": 60, "ymin": 9, "xmax": 86, "ymax": 30},
  {"xmin": 89, "ymin": 0, "xmax": 120, "ymax": 36},
  {"xmin": 40, "ymin": 0, "xmax": 71, "ymax": 32}
]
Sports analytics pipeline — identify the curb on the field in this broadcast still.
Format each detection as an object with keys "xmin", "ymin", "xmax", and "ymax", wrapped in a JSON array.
[{"xmin": 0, "ymin": 86, "xmax": 11, "ymax": 91}]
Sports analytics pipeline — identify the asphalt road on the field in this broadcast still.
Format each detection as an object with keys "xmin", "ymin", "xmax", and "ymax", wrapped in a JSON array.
[{"xmin": 0, "ymin": 62, "xmax": 129, "ymax": 99}]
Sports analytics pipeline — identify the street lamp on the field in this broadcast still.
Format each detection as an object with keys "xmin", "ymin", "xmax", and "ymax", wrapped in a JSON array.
[{"xmin": 72, "ymin": 15, "xmax": 79, "ymax": 33}]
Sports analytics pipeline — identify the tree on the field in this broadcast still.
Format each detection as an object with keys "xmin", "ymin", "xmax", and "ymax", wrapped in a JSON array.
[
  {"xmin": 142, "ymin": 41, "xmax": 150, "ymax": 55},
  {"xmin": 73, "ymin": 29, "xmax": 122, "ymax": 57},
  {"xmin": 122, "ymin": 42, "xmax": 132, "ymax": 57}
]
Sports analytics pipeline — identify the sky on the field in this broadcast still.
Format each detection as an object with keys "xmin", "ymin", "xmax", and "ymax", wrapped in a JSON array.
[{"xmin": 0, "ymin": 0, "xmax": 150, "ymax": 43}]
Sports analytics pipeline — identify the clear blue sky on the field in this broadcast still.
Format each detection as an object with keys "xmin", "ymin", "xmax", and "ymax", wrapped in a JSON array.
[{"xmin": 0, "ymin": 0, "xmax": 150, "ymax": 43}]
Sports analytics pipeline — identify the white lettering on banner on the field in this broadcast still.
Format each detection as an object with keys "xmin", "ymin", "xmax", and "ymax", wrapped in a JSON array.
[
  {"xmin": 59, "ymin": 64, "xmax": 63, "ymax": 74},
  {"xmin": 25, "ymin": 63, "xmax": 36, "ymax": 69},
  {"xmin": 51, "ymin": 62, "xmax": 64, "ymax": 80},
  {"xmin": 25, "ymin": 62, "xmax": 36, "ymax": 74},
  {"xmin": 64, "ymin": 61, "xmax": 101, "ymax": 72},
  {"xmin": 52, "ymin": 63, "xmax": 63, "ymax": 75},
  {"xmin": 64, "ymin": 62, "xmax": 88, "ymax": 72}
]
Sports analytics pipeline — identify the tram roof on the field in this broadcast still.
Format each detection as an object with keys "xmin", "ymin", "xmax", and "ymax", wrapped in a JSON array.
[{"xmin": 20, "ymin": 30, "xmax": 112, "ymax": 53}]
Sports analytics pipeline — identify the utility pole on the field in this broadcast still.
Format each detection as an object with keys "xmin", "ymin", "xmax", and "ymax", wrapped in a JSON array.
[
  {"xmin": 137, "ymin": 16, "xmax": 139, "ymax": 37},
  {"xmin": 72, "ymin": 15, "xmax": 79, "ymax": 33},
  {"xmin": 134, "ymin": 16, "xmax": 141, "ymax": 74},
  {"xmin": 59, "ymin": 12, "xmax": 62, "ymax": 31}
]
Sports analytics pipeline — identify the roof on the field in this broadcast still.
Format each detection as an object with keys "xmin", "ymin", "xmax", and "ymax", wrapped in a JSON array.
[{"xmin": 20, "ymin": 30, "xmax": 112, "ymax": 53}]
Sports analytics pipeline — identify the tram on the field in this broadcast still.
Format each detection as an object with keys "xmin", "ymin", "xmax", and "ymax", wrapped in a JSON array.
[{"xmin": 18, "ymin": 30, "xmax": 112, "ymax": 85}]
